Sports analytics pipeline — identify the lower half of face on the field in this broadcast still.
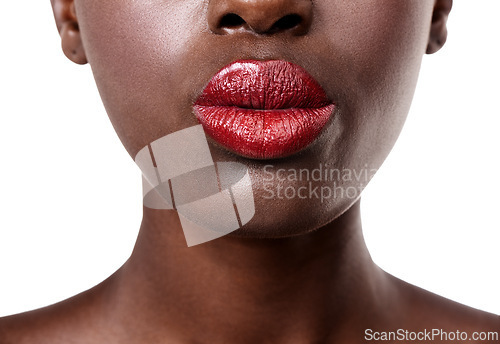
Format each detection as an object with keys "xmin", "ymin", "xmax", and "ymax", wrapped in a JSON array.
[{"xmin": 76, "ymin": 0, "xmax": 434, "ymax": 238}]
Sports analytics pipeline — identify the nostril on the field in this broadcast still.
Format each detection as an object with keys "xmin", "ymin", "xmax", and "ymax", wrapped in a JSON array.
[
  {"xmin": 269, "ymin": 14, "xmax": 302, "ymax": 33},
  {"xmin": 219, "ymin": 13, "xmax": 246, "ymax": 28}
]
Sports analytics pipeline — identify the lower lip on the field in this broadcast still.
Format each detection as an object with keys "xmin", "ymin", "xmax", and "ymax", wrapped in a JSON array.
[
  {"xmin": 193, "ymin": 105, "xmax": 334, "ymax": 159},
  {"xmin": 194, "ymin": 60, "xmax": 335, "ymax": 160}
]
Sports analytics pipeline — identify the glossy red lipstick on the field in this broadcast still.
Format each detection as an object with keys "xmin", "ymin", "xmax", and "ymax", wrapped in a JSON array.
[{"xmin": 193, "ymin": 60, "xmax": 334, "ymax": 159}]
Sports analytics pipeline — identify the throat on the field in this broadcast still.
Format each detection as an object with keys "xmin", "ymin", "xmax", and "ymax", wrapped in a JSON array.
[{"xmin": 111, "ymin": 200, "xmax": 387, "ymax": 343}]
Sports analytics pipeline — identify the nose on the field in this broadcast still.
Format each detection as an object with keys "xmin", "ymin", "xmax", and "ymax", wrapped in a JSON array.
[{"xmin": 207, "ymin": 0, "xmax": 313, "ymax": 35}]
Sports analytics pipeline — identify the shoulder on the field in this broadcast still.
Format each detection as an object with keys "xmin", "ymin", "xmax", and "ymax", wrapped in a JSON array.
[
  {"xmin": 388, "ymin": 273, "xmax": 499, "ymax": 343},
  {"xmin": 0, "ymin": 278, "xmax": 117, "ymax": 344},
  {"xmin": 0, "ymin": 306, "xmax": 68, "ymax": 344}
]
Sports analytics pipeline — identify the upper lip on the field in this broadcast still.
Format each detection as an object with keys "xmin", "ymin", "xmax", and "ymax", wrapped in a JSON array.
[{"xmin": 194, "ymin": 60, "xmax": 332, "ymax": 110}]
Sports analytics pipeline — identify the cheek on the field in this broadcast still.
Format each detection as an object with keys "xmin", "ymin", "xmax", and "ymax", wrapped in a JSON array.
[
  {"xmin": 316, "ymin": 0, "xmax": 433, "ymax": 165},
  {"xmin": 76, "ymin": 0, "xmax": 205, "ymax": 157},
  {"xmin": 318, "ymin": 0, "xmax": 433, "ymax": 85}
]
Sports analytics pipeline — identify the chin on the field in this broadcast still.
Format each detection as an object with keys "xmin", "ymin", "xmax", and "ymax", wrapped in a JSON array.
[{"xmin": 228, "ymin": 185, "xmax": 360, "ymax": 239}]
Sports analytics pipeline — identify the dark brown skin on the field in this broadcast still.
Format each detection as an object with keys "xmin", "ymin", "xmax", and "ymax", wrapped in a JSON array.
[{"xmin": 1, "ymin": 0, "xmax": 498, "ymax": 343}]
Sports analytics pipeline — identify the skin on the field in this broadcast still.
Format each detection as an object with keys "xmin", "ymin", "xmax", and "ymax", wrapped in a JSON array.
[{"xmin": 0, "ymin": 0, "xmax": 499, "ymax": 343}]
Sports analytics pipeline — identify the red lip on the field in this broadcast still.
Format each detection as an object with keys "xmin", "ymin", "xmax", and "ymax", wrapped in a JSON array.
[{"xmin": 193, "ymin": 60, "xmax": 334, "ymax": 159}]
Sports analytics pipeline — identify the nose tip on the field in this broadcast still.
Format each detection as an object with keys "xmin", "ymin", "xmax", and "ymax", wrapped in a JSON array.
[{"xmin": 207, "ymin": 0, "xmax": 313, "ymax": 35}]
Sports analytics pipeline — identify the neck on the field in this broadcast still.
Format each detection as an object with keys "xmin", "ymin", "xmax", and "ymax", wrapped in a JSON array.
[{"xmin": 110, "ymin": 200, "xmax": 393, "ymax": 343}]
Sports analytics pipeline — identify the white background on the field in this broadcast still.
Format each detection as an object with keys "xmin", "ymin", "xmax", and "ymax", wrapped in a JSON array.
[{"xmin": 0, "ymin": 1, "xmax": 498, "ymax": 316}]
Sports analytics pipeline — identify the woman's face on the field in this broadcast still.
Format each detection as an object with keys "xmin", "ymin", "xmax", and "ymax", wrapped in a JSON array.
[{"xmin": 70, "ymin": 0, "xmax": 438, "ymax": 237}]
